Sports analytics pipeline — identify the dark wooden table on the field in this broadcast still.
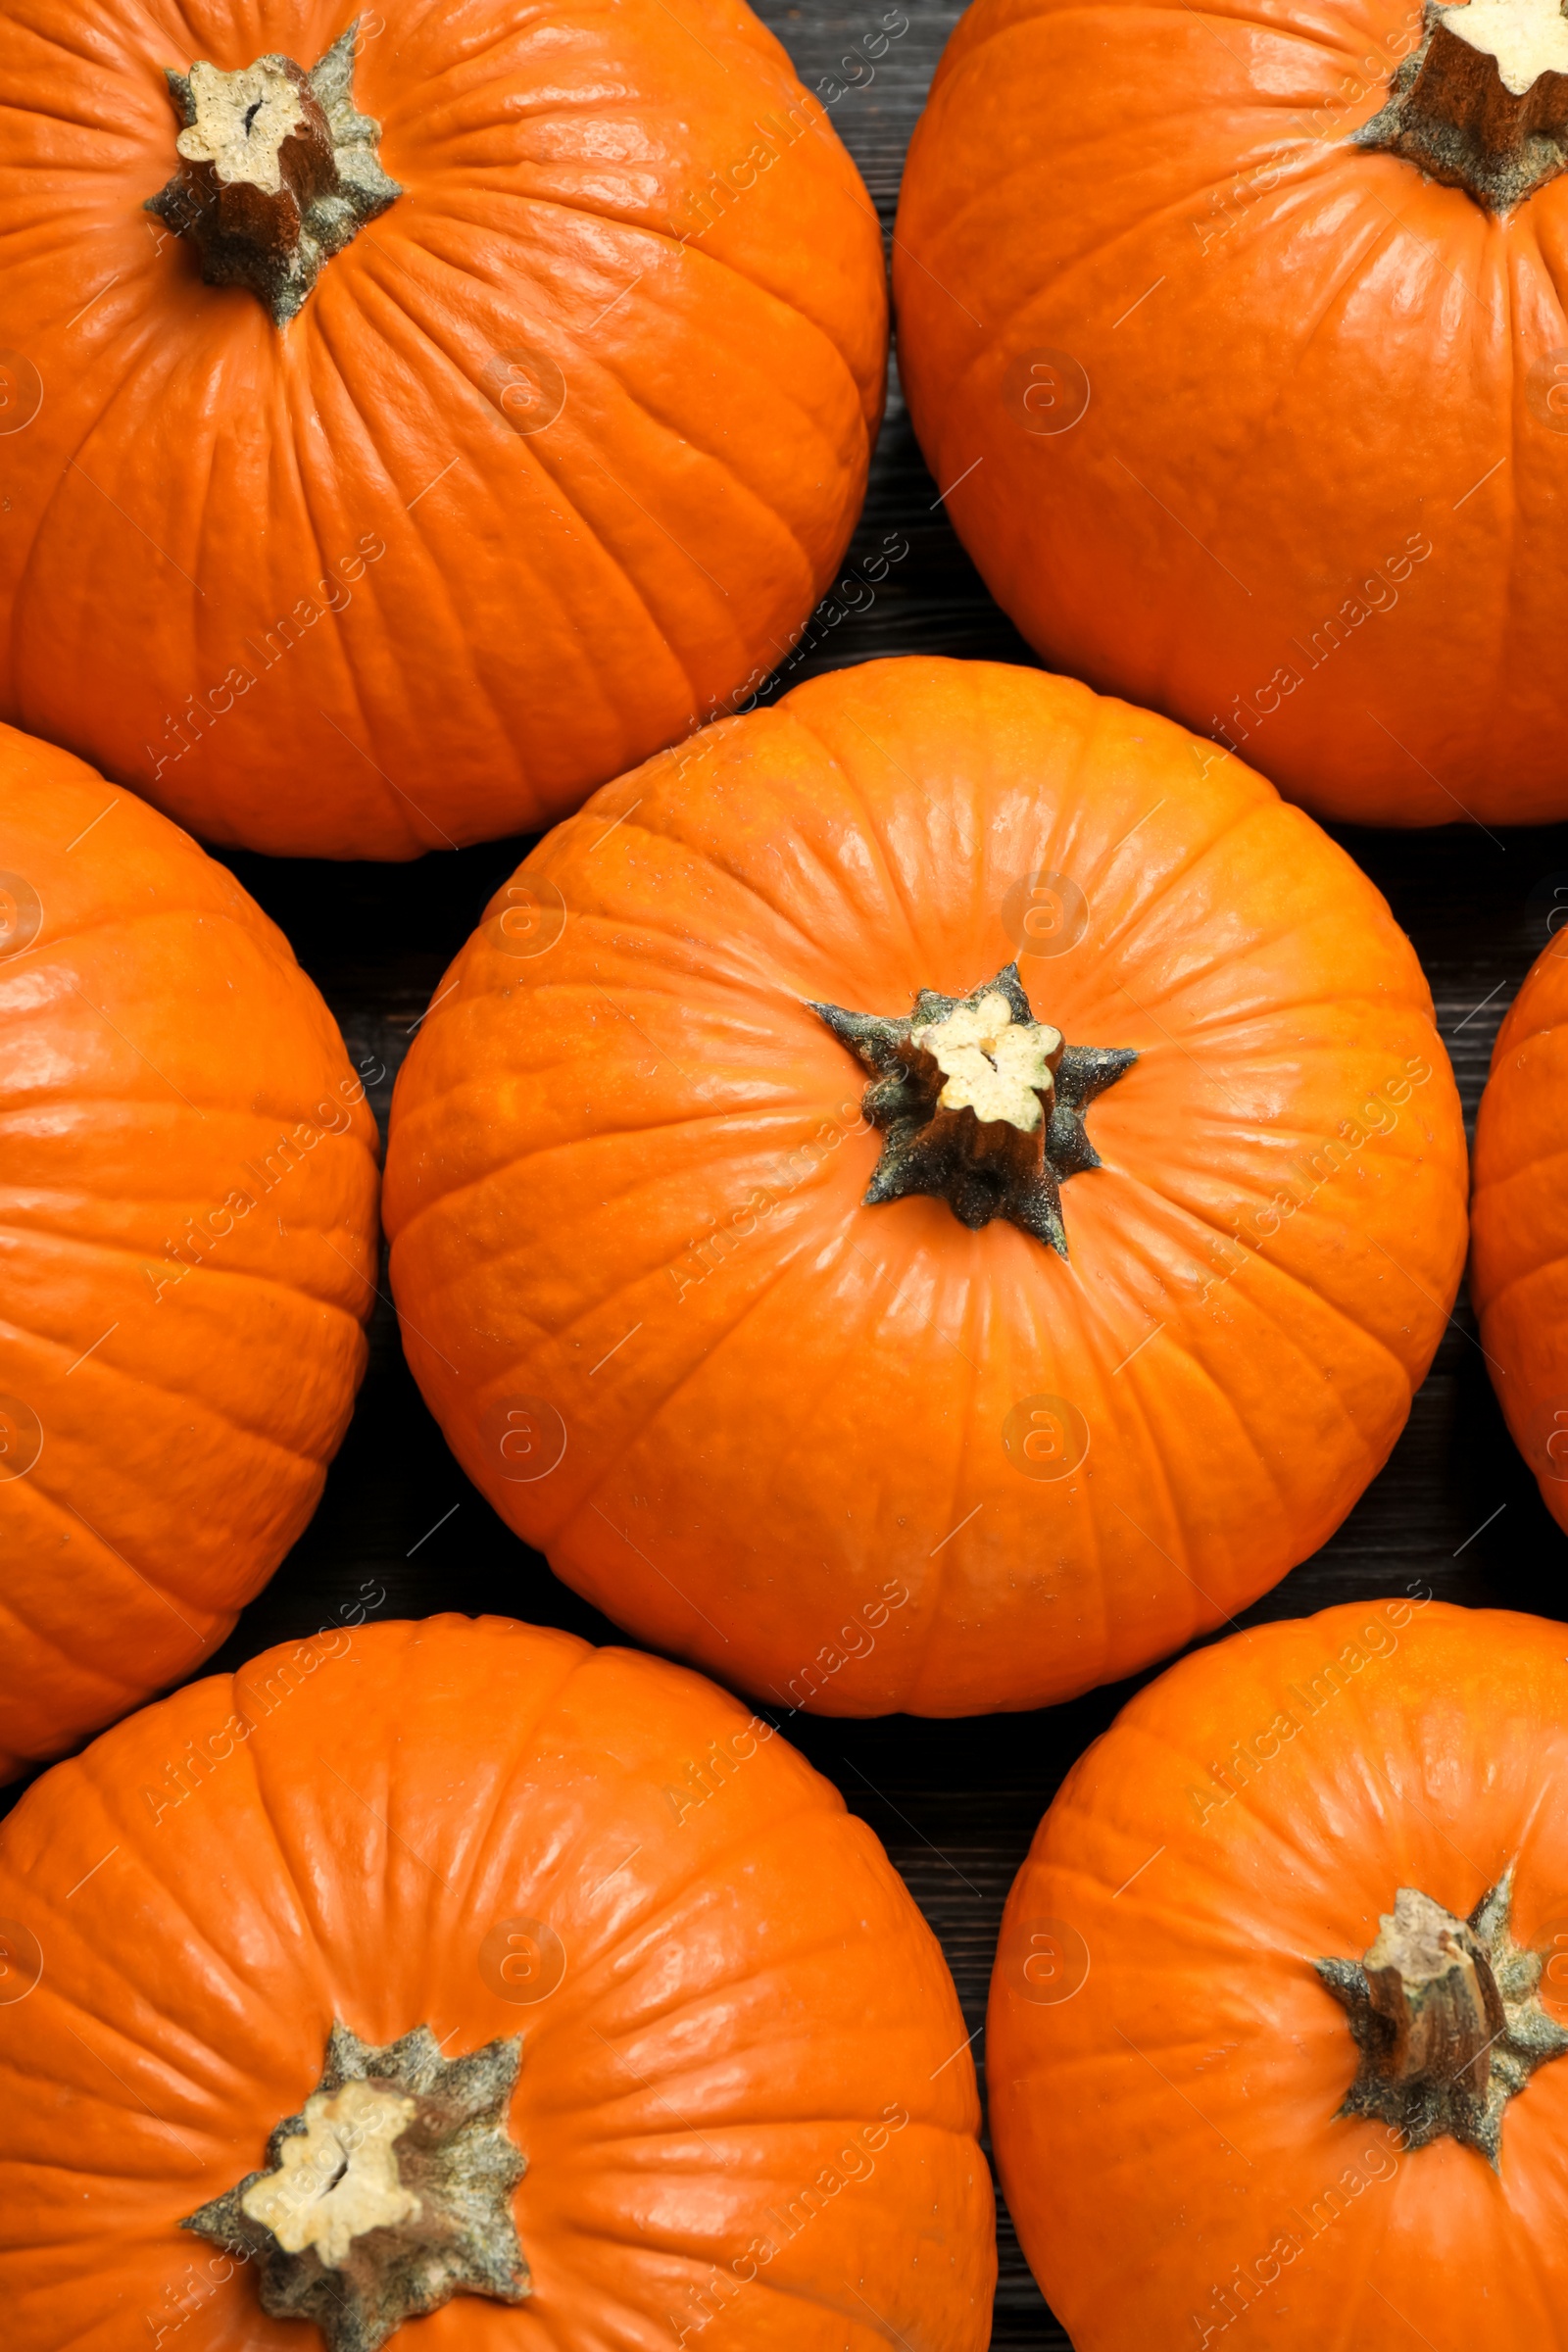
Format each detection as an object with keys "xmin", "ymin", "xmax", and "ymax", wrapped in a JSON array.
[{"xmin": 11, "ymin": 7, "xmax": 1568, "ymax": 2343}]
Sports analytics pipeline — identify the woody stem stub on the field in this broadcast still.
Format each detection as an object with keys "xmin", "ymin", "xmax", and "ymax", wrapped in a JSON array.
[
  {"xmin": 146, "ymin": 23, "xmax": 401, "ymax": 323},
  {"xmin": 809, "ymin": 961, "xmax": 1136, "ymax": 1259},
  {"xmin": 1359, "ymin": 1888, "xmax": 1502, "ymax": 2102},
  {"xmin": 1317, "ymin": 1875, "xmax": 1568, "ymax": 2167},
  {"xmin": 181, "ymin": 2023, "xmax": 529, "ymax": 2352},
  {"xmin": 1357, "ymin": 0, "xmax": 1568, "ymax": 211}
]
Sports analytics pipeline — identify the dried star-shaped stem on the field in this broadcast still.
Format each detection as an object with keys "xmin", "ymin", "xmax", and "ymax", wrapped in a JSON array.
[
  {"xmin": 182, "ymin": 2021, "xmax": 529, "ymax": 2352},
  {"xmin": 809, "ymin": 961, "xmax": 1136, "ymax": 1258},
  {"xmin": 1357, "ymin": 0, "xmax": 1568, "ymax": 212},
  {"xmin": 1316, "ymin": 1873, "xmax": 1568, "ymax": 2168},
  {"xmin": 147, "ymin": 23, "xmax": 402, "ymax": 324}
]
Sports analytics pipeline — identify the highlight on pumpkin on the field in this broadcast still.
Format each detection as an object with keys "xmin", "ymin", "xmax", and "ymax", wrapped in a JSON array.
[
  {"xmin": 0, "ymin": 1616, "xmax": 997, "ymax": 2349},
  {"xmin": 0, "ymin": 0, "xmax": 889, "ymax": 858},
  {"xmin": 894, "ymin": 0, "xmax": 1568, "ymax": 826},
  {"xmin": 1472, "ymin": 929, "xmax": 1568, "ymax": 1533},
  {"xmin": 988, "ymin": 1600, "xmax": 1568, "ymax": 2348},
  {"xmin": 383, "ymin": 655, "xmax": 1469, "ymax": 1720},
  {"xmin": 0, "ymin": 726, "xmax": 380, "ymax": 1782}
]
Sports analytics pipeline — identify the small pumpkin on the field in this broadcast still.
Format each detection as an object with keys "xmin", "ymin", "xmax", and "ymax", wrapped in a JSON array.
[
  {"xmin": 0, "ymin": 724, "xmax": 378, "ymax": 1779},
  {"xmin": 0, "ymin": 1613, "xmax": 995, "ymax": 2349},
  {"xmin": 894, "ymin": 0, "xmax": 1568, "ymax": 827},
  {"xmin": 988, "ymin": 1598, "xmax": 1568, "ymax": 2348},
  {"xmin": 1472, "ymin": 931, "xmax": 1568, "ymax": 1529},
  {"xmin": 383, "ymin": 656, "xmax": 1467, "ymax": 1718},
  {"xmin": 0, "ymin": 0, "xmax": 886, "ymax": 858}
]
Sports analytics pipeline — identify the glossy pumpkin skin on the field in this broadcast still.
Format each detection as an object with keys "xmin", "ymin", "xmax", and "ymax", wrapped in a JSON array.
[
  {"xmin": 382, "ymin": 656, "xmax": 1467, "ymax": 1718},
  {"xmin": 0, "ymin": 725, "xmax": 378, "ymax": 1780},
  {"xmin": 988, "ymin": 1600, "xmax": 1568, "ymax": 2348},
  {"xmin": 0, "ymin": 1613, "xmax": 995, "ymax": 2350},
  {"xmin": 1472, "ymin": 935, "xmax": 1568, "ymax": 1533},
  {"xmin": 894, "ymin": 0, "xmax": 1568, "ymax": 827},
  {"xmin": 0, "ymin": 0, "xmax": 886, "ymax": 859}
]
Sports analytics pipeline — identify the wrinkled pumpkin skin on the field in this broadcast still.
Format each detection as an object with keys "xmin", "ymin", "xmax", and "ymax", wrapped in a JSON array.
[
  {"xmin": 894, "ymin": 0, "xmax": 1568, "ymax": 826},
  {"xmin": 0, "ymin": 0, "xmax": 886, "ymax": 858},
  {"xmin": 0, "ymin": 725, "xmax": 378, "ymax": 1779},
  {"xmin": 989, "ymin": 1601, "xmax": 1568, "ymax": 2348},
  {"xmin": 0, "ymin": 1614, "xmax": 995, "ymax": 2350},
  {"xmin": 383, "ymin": 656, "xmax": 1467, "ymax": 1718},
  {"xmin": 1472, "ymin": 935, "xmax": 1568, "ymax": 1532}
]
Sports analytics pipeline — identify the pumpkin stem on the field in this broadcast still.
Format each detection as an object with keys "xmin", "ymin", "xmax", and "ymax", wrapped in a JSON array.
[
  {"xmin": 181, "ymin": 2022, "xmax": 529, "ymax": 2352},
  {"xmin": 1316, "ymin": 1873, "xmax": 1568, "ymax": 2168},
  {"xmin": 809, "ymin": 961, "xmax": 1136, "ymax": 1259},
  {"xmin": 145, "ymin": 23, "xmax": 402, "ymax": 325},
  {"xmin": 1356, "ymin": 0, "xmax": 1568, "ymax": 213}
]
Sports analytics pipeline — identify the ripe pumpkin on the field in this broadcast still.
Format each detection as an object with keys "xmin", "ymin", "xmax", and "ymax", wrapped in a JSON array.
[
  {"xmin": 0, "ymin": 724, "xmax": 378, "ymax": 1780},
  {"xmin": 0, "ymin": 2, "xmax": 886, "ymax": 859},
  {"xmin": 0, "ymin": 1613, "xmax": 995, "ymax": 2350},
  {"xmin": 382, "ymin": 655, "xmax": 1467, "ymax": 1719},
  {"xmin": 988, "ymin": 1598, "xmax": 1568, "ymax": 2348},
  {"xmin": 893, "ymin": 0, "xmax": 1568, "ymax": 827},
  {"xmin": 1472, "ymin": 932, "xmax": 1568, "ymax": 1530}
]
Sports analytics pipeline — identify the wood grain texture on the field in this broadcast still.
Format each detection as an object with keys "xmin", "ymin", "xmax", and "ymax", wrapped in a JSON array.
[{"xmin": 7, "ymin": 6, "xmax": 1568, "ymax": 2343}]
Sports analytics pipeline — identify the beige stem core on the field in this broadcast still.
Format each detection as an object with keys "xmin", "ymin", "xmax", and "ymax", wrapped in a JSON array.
[
  {"xmin": 145, "ymin": 23, "xmax": 402, "ymax": 324},
  {"xmin": 1317, "ymin": 1874, "xmax": 1568, "ymax": 2167},
  {"xmin": 1446, "ymin": 0, "xmax": 1568, "ymax": 91},
  {"xmin": 240, "ymin": 2080, "xmax": 420, "ymax": 2267},
  {"xmin": 1357, "ymin": 0, "xmax": 1568, "ymax": 210},
  {"xmin": 917, "ymin": 993, "xmax": 1064, "ymax": 1132},
  {"xmin": 174, "ymin": 58, "xmax": 327, "ymax": 197}
]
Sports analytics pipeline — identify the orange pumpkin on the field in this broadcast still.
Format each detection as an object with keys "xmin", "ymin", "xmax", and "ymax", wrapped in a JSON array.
[
  {"xmin": 894, "ymin": 0, "xmax": 1568, "ymax": 827},
  {"xmin": 382, "ymin": 656, "xmax": 1467, "ymax": 1719},
  {"xmin": 988, "ymin": 1598, "xmax": 1568, "ymax": 2348},
  {"xmin": 0, "ymin": 724, "xmax": 378, "ymax": 1780},
  {"xmin": 0, "ymin": 1612, "xmax": 995, "ymax": 2349},
  {"xmin": 0, "ymin": 1, "xmax": 886, "ymax": 859},
  {"xmin": 1472, "ymin": 931, "xmax": 1568, "ymax": 1530}
]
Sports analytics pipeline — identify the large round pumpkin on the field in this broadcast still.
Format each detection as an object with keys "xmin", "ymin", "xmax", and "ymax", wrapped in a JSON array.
[
  {"xmin": 894, "ymin": 0, "xmax": 1568, "ymax": 827},
  {"xmin": 0, "ymin": 1612, "xmax": 995, "ymax": 2349},
  {"xmin": 382, "ymin": 656, "xmax": 1467, "ymax": 1718},
  {"xmin": 0, "ymin": 724, "xmax": 378, "ymax": 1779},
  {"xmin": 0, "ymin": 0, "xmax": 886, "ymax": 859},
  {"xmin": 1472, "ymin": 931, "xmax": 1568, "ymax": 1531},
  {"xmin": 988, "ymin": 1598, "xmax": 1568, "ymax": 2347}
]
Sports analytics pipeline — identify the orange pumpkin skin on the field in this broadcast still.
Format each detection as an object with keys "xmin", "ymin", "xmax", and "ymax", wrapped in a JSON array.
[
  {"xmin": 1472, "ymin": 936, "xmax": 1568, "ymax": 1532},
  {"xmin": 382, "ymin": 656, "xmax": 1467, "ymax": 1718},
  {"xmin": 894, "ymin": 0, "xmax": 1568, "ymax": 827},
  {"xmin": 0, "ymin": 725, "xmax": 378, "ymax": 1780},
  {"xmin": 0, "ymin": 1614, "xmax": 995, "ymax": 2350},
  {"xmin": 988, "ymin": 1600, "xmax": 1568, "ymax": 2348},
  {"xmin": 0, "ymin": 1, "xmax": 886, "ymax": 860}
]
